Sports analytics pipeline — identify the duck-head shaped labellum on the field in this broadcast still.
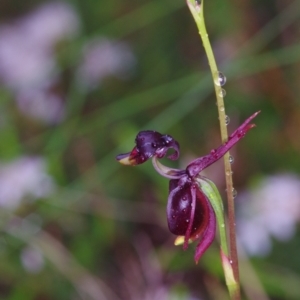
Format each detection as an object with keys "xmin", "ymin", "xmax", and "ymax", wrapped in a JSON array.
[{"xmin": 116, "ymin": 130, "xmax": 180, "ymax": 165}]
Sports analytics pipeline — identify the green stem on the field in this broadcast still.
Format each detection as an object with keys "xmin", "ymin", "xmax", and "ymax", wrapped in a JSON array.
[{"xmin": 186, "ymin": 0, "xmax": 240, "ymax": 298}]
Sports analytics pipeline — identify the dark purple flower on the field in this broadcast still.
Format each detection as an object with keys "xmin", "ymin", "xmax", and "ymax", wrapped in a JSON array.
[{"xmin": 116, "ymin": 111, "xmax": 259, "ymax": 262}]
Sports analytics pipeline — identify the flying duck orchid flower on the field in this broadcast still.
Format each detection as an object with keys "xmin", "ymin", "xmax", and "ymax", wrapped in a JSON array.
[{"xmin": 116, "ymin": 111, "xmax": 259, "ymax": 263}]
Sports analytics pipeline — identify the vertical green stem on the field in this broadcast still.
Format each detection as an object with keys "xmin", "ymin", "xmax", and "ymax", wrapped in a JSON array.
[{"xmin": 186, "ymin": 0, "xmax": 240, "ymax": 299}]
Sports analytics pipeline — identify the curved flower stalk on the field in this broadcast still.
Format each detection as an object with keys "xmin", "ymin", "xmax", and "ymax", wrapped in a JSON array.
[{"xmin": 116, "ymin": 111, "xmax": 259, "ymax": 264}]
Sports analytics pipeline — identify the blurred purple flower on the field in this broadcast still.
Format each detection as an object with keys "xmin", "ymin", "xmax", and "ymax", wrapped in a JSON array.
[
  {"xmin": 21, "ymin": 246, "xmax": 44, "ymax": 273},
  {"xmin": 0, "ymin": 156, "xmax": 56, "ymax": 209},
  {"xmin": 0, "ymin": 2, "xmax": 79, "ymax": 124},
  {"xmin": 16, "ymin": 79, "xmax": 65, "ymax": 124},
  {"xmin": 21, "ymin": 2, "xmax": 79, "ymax": 50},
  {"xmin": 237, "ymin": 174, "xmax": 300, "ymax": 256},
  {"xmin": 77, "ymin": 38, "xmax": 136, "ymax": 89},
  {"xmin": 0, "ymin": 2, "xmax": 79, "ymax": 89}
]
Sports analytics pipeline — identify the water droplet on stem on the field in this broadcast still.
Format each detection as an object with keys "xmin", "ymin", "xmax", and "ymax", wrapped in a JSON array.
[
  {"xmin": 225, "ymin": 170, "xmax": 233, "ymax": 176},
  {"xmin": 214, "ymin": 71, "xmax": 227, "ymax": 86},
  {"xmin": 232, "ymin": 188, "xmax": 237, "ymax": 198},
  {"xmin": 195, "ymin": 0, "xmax": 201, "ymax": 11},
  {"xmin": 229, "ymin": 155, "xmax": 234, "ymax": 164},
  {"xmin": 225, "ymin": 187, "xmax": 238, "ymax": 198},
  {"xmin": 225, "ymin": 115, "xmax": 230, "ymax": 125},
  {"xmin": 218, "ymin": 88, "xmax": 226, "ymax": 97}
]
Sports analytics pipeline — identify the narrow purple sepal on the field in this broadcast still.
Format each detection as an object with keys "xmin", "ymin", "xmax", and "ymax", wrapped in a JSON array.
[
  {"xmin": 194, "ymin": 197, "xmax": 216, "ymax": 263},
  {"xmin": 187, "ymin": 111, "xmax": 260, "ymax": 177}
]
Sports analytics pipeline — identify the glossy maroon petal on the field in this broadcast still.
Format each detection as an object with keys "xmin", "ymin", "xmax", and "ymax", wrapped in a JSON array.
[
  {"xmin": 167, "ymin": 178, "xmax": 211, "ymax": 250},
  {"xmin": 183, "ymin": 184, "xmax": 196, "ymax": 249},
  {"xmin": 187, "ymin": 111, "xmax": 260, "ymax": 177},
  {"xmin": 167, "ymin": 178, "xmax": 191, "ymax": 236},
  {"xmin": 189, "ymin": 187, "xmax": 211, "ymax": 241},
  {"xmin": 194, "ymin": 191, "xmax": 216, "ymax": 263}
]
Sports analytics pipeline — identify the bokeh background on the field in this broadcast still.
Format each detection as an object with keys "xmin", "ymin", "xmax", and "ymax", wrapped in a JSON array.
[{"xmin": 0, "ymin": 0, "xmax": 299, "ymax": 299}]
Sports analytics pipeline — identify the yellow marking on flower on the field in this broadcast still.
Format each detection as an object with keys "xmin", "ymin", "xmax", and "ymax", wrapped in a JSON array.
[
  {"xmin": 174, "ymin": 236, "xmax": 185, "ymax": 246},
  {"xmin": 117, "ymin": 156, "xmax": 133, "ymax": 165}
]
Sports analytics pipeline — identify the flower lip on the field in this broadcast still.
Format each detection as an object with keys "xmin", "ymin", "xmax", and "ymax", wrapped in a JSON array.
[{"xmin": 116, "ymin": 130, "xmax": 180, "ymax": 166}]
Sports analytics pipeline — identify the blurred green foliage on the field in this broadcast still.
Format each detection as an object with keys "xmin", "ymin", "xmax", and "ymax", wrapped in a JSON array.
[{"xmin": 0, "ymin": 0, "xmax": 299, "ymax": 299}]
